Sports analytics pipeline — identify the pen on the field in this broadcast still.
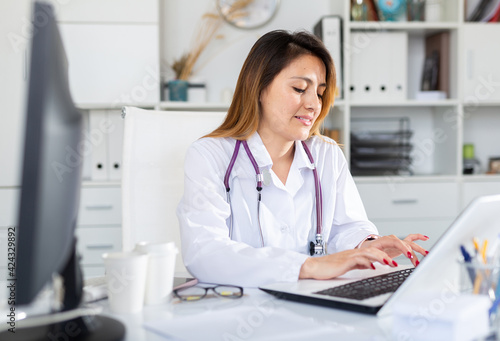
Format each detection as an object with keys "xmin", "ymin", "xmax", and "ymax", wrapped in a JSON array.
[
  {"xmin": 460, "ymin": 245, "xmax": 476, "ymax": 284},
  {"xmin": 473, "ymin": 237, "xmax": 480, "ymax": 255},
  {"xmin": 480, "ymin": 240, "xmax": 488, "ymax": 264}
]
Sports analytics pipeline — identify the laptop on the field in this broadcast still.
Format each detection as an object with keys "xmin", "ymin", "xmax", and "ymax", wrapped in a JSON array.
[{"xmin": 259, "ymin": 194, "xmax": 500, "ymax": 316}]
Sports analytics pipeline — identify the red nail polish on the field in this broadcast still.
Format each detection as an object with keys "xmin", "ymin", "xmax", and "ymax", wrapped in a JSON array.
[
  {"xmin": 407, "ymin": 252, "xmax": 413, "ymax": 259},
  {"xmin": 392, "ymin": 260, "xmax": 398, "ymax": 266},
  {"xmin": 424, "ymin": 235, "xmax": 429, "ymax": 239},
  {"xmin": 383, "ymin": 259, "xmax": 389, "ymax": 265},
  {"xmin": 425, "ymin": 250, "xmax": 429, "ymax": 255},
  {"xmin": 416, "ymin": 260, "xmax": 420, "ymax": 266},
  {"xmin": 371, "ymin": 263, "xmax": 376, "ymax": 270}
]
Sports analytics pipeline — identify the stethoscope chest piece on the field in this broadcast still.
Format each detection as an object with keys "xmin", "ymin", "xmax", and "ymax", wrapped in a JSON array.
[{"xmin": 309, "ymin": 234, "xmax": 326, "ymax": 256}]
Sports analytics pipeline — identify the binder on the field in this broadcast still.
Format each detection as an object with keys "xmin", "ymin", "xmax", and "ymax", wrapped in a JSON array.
[
  {"xmin": 107, "ymin": 110, "xmax": 124, "ymax": 181},
  {"xmin": 349, "ymin": 32, "xmax": 408, "ymax": 102},
  {"xmin": 88, "ymin": 110, "xmax": 109, "ymax": 181},
  {"xmin": 314, "ymin": 16, "xmax": 343, "ymax": 99}
]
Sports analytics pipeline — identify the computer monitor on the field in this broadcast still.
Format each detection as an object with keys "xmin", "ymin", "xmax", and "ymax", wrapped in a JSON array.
[{"xmin": 0, "ymin": 2, "xmax": 124, "ymax": 340}]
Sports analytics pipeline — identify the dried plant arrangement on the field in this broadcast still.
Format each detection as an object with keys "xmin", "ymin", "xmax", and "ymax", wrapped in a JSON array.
[{"xmin": 172, "ymin": 0, "xmax": 254, "ymax": 80}]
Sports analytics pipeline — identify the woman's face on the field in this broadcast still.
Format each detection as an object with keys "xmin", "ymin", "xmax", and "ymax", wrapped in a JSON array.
[{"xmin": 258, "ymin": 54, "xmax": 326, "ymax": 145}]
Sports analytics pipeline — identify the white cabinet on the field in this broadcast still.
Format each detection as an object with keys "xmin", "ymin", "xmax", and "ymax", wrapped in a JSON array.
[
  {"xmin": 77, "ymin": 186, "xmax": 122, "ymax": 278},
  {"xmin": 59, "ymin": 24, "xmax": 159, "ymax": 105},
  {"xmin": 45, "ymin": 0, "xmax": 158, "ymax": 23}
]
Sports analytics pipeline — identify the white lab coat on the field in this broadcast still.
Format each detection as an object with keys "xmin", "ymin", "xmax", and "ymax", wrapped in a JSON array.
[{"xmin": 177, "ymin": 132, "xmax": 378, "ymax": 287}]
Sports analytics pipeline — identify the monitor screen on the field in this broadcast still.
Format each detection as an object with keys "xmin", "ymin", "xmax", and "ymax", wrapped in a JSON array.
[{"xmin": 16, "ymin": 0, "xmax": 83, "ymax": 306}]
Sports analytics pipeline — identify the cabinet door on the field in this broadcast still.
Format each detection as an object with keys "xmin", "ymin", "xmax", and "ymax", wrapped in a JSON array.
[
  {"xmin": 47, "ymin": 0, "xmax": 158, "ymax": 23},
  {"xmin": 462, "ymin": 181, "xmax": 500, "ymax": 209},
  {"xmin": 59, "ymin": 23, "xmax": 159, "ymax": 105},
  {"xmin": 356, "ymin": 182, "xmax": 459, "ymax": 220},
  {"xmin": 76, "ymin": 227, "xmax": 122, "ymax": 265},
  {"xmin": 0, "ymin": 1, "xmax": 30, "ymax": 187},
  {"xmin": 78, "ymin": 187, "xmax": 122, "ymax": 226},
  {"xmin": 0, "ymin": 189, "xmax": 20, "ymax": 227},
  {"xmin": 463, "ymin": 25, "xmax": 500, "ymax": 102}
]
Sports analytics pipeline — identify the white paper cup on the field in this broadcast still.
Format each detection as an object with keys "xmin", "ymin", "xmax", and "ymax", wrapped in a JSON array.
[
  {"xmin": 135, "ymin": 241, "xmax": 178, "ymax": 305},
  {"xmin": 102, "ymin": 251, "xmax": 148, "ymax": 313}
]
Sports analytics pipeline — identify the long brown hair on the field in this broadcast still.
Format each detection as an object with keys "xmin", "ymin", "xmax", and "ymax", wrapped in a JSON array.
[{"xmin": 206, "ymin": 30, "xmax": 336, "ymax": 140}]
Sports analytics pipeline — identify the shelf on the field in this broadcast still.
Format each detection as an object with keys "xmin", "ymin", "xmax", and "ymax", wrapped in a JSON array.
[
  {"xmin": 76, "ymin": 103, "xmax": 157, "ymax": 110},
  {"xmin": 157, "ymin": 101, "xmax": 230, "ymax": 112},
  {"xmin": 354, "ymin": 174, "xmax": 459, "ymax": 184},
  {"xmin": 82, "ymin": 180, "xmax": 121, "ymax": 187},
  {"xmin": 349, "ymin": 99, "xmax": 459, "ymax": 107},
  {"xmin": 461, "ymin": 174, "xmax": 500, "ymax": 182},
  {"xmin": 348, "ymin": 21, "xmax": 459, "ymax": 34},
  {"xmin": 462, "ymin": 101, "xmax": 500, "ymax": 107}
]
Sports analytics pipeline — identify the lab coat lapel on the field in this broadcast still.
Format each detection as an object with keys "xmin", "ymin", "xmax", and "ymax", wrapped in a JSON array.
[{"xmin": 286, "ymin": 140, "xmax": 315, "ymax": 197}]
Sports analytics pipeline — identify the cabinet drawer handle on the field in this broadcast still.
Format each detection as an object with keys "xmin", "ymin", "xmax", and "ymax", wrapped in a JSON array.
[
  {"xmin": 86, "ymin": 244, "xmax": 114, "ymax": 250},
  {"xmin": 392, "ymin": 199, "xmax": 418, "ymax": 205},
  {"xmin": 85, "ymin": 205, "xmax": 113, "ymax": 210}
]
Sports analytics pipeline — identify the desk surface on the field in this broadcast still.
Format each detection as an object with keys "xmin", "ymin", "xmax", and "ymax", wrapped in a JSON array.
[{"xmin": 98, "ymin": 288, "xmax": 392, "ymax": 341}]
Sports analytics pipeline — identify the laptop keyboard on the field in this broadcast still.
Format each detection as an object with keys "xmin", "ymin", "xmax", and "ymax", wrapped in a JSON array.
[{"xmin": 314, "ymin": 268, "xmax": 414, "ymax": 301}]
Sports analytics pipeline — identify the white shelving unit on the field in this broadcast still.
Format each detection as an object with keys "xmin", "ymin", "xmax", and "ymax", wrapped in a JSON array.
[{"xmin": 326, "ymin": 0, "xmax": 500, "ymax": 245}]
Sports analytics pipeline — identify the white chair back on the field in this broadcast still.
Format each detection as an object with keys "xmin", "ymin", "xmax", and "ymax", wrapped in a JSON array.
[{"xmin": 121, "ymin": 106, "xmax": 226, "ymax": 272}]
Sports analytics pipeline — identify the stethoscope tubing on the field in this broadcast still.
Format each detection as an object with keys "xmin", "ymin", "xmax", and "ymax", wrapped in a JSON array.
[{"xmin": 224, "ymin": 139, "xmax": 323, "ymax": 249}]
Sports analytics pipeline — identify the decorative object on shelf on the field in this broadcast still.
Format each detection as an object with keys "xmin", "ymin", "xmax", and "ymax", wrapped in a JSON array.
[
  {"xmin": 168, "ymin": 79, "xmax": 189, "ymax": 102},
  {"xmin": 463, "ymin": 144, "xmax": 481, "ymax": 175},
  {"xmin": 487, "ymin": 157, "xmax": 500, "ymax": 174},
  {"xmin": 163, "ymin": 80, "xmax": 207, "ymax": 103},
  {"xmin": 169, "ymin": 1, "xmax": 254, "ymax": 101},
  {"xmin": 351, "ymin": 0, "xmax": 368, "ymax": 21},
  {"xmin": 376, "ymin": 0, "xmax": 406, "ymax": 21},
  {"xmin": 407, "ymin": 0, "xmax": 425, "ymax": 21},
  {"xmin": 350, "ymin": 117, "xmax": 413, "ymax": 176},
  {"xmin": 216, "ymin": 0, "xmax": 280, "ymax": 29}
]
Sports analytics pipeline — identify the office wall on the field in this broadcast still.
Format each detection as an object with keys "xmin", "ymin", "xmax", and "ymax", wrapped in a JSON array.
[{"xmin": 160, "ymin": 0, "xmax": 340, "ymax": 103}]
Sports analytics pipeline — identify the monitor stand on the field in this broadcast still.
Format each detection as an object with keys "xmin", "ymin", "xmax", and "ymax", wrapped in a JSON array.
[
  {"xmin": 0, "ymin": 314, "xmax": 125, "ymax": 341},
  {"xmin": 0, "ymin": 240, "xmax": 126, "ymax": 340}
]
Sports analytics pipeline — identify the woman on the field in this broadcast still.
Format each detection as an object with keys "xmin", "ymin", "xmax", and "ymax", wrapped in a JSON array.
[{"xmin": 177, "ymin": 30, "xmax": 428, "ymax": 287}]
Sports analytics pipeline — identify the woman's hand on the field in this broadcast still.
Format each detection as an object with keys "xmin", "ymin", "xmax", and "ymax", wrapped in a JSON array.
[
  {"xmin": 359, "ymin": 234, "xmax": 429, "ymax": 267},
  {"xmin": 299, "ymin": 234, "xmax": 429, "ymax": 280},
  {"xmin": 299, "ymin": 246, "xmax": 398, "ymax": 280}
]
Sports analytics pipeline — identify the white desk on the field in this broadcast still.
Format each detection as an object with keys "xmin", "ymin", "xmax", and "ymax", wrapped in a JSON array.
[{"xmin": 98, "ymin": 288, "xmax": 393, "ymax": 341}]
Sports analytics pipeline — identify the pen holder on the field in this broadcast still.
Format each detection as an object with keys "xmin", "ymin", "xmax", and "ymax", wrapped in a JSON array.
[
  {"xmin": 459, "ymin": 261, "xmax": 500, "ymax": 298},
  {"xmin": 459, "ymin": 260, "xmax": 500, "ymax": 335}
]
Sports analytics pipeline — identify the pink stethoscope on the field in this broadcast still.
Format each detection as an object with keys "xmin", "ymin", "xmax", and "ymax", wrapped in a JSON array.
[{"xmin": 223, "ymin": 139, "xmax": 326, "ymax": 256}]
